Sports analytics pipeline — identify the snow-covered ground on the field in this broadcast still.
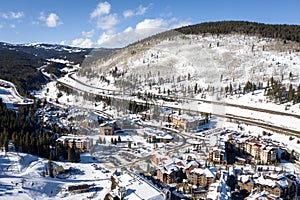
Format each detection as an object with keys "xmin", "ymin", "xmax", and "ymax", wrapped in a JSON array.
[
  {"xmin": 0, "ymin": 79, "xmax": 33, "ymax": 108},
  {"xmin": 0, "ymin": 151, "xmax": 111, "ymax": 200},
  {"xmin": 79, "ymin": 34, "xmax": 300, "ymax": 90}
]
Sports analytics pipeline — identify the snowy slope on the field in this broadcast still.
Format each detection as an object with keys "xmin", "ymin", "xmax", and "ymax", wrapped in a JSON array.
[
  {"xmin": 0, "ymin": 151, "xmax": 111, "ymax": 200},
  {"xmin": 78, "ymin": 33, "xmax": 300, "ymax": 89}
]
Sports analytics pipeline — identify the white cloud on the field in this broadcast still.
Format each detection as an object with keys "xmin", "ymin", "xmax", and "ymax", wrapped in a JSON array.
[
  {"xmin": 97, "ymin": 32, "xmax": 114, "ymax": 46},
  {"xmin": 123, "ymin": 5, "xmax": 149, "ymax": 18},
  {"xmin": 96, "ymin": 13, "xmax": 117, "ymax": 30},
  {"xmin": 136, "ymin": 18, "xmax": 168, "ymax": 30},
  {"xmin": 70, "ymin": 29, "xmax": 95, "ymax": 48},
  {"xmin": 124, "ymin": 26, "xmax": 133, "ymax": 32},
  {"xmin": 123, "ymin": 10, "xmax": 134, "ymax": 18},
  {"xmin": 0, "ymin": 23, "xmax": 3, "ymax": 29},
  {"xmin": 136, "ymin": 5, "xmax": 148, "ymax": 15},
  {"xmin": 0, "ymin": 13, "xmax": 8, "ymax": 19},
  {"xmin": 97, "ymin": 18, "xmax": 168, "ymax": 48},
  {"xmin": 10, "ymin": 11, "xmax": 24, "ymax": 19},
  {"xmin": 90, "ymin": 2, "xmax": 118, "ymax": 31},
  {"xmin": 45, "ymin": 13, "xmax": 62, "ymax": 28},
  {"xmin": 96, "ymin": 18, "xmax": 192, "ymax": 48},
  {"xmin": 10, "ymin": 24, "xmax": 16, "ymax": 28},
  {"xmin": 82, "ymin": 29, "xmax": 95, "ymax": 38},
  {"xmin": 38, "ymin": 12, "xmax": 62, "ymax": 28},
  {"xmin": 71, "ymin": 38, "xmax": 93, "ymax": 48},
  {"xmin": 0, "ymin": 11, "xmax": 24, "ymax": 19},
  {"xmin": 90, "ymin": 1, "xmax": 111, "ymax": 19}
]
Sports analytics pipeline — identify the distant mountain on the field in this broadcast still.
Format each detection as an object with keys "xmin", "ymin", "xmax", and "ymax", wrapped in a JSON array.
[{"xmin": 0, "ymin": 42, "xmax": 116, "ymax": 95}]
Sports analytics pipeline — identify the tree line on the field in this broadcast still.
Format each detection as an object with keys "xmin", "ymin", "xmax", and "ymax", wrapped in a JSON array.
[{"xmin": 176, "ymin": 21, "xmax": 300, "ymax": 43}]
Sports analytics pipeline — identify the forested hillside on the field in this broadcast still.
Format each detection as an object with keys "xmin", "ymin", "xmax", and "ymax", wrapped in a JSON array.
[
  {"xmin": 176, "ymin": 21, "xmax": 300, "ymax": 42},
  {"xmin": 0, "ymin": 49, "xmax": 46, "ymax": 95},
  {"xmin": 0, "ymin": 42, "xmax": 115, "ymax": 96}
]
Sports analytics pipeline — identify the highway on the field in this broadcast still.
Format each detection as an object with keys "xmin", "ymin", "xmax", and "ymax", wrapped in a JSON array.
[
  {"xmin": 65, "ymin": 72, "xmax": 300, "ymax": 120},
  {"xmin": 57, "ymin": 76, "xmax": 300, "ymax": 137}
]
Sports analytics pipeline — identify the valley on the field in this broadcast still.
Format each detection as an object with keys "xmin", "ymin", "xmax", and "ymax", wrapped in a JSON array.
[{"xmin": 1, "ymin": 21, "xmax": 300, "ymax": 199}]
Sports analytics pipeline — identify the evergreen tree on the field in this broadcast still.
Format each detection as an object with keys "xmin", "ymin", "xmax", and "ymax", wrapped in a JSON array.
[
  {"xmin": 48, "ymin": 160, "xmax": 54, "ymax": 178},
  {"xmin": 68, "ymin": 141, "xmax": 76, "ymax": 163},
  {"xmin": 229, "ymin": 82, "xmax": 233, "ymax": 94},
  {"xmin": 3, "ymin": 130, "xmax": 9, "ymax": 153},
  {"xmin": 0, "ymin": 130, "xmax": 4, "ymax": 151},
  {"xmin": 289, "ymin": 72, "xmax": 293, "ymax": 80},
  {"xmin": 288, "ymin": 84, "xmax": 294, "ymax": 102},
  {"xmin": 270, "ymin": 76, "xmax": 274, "ymax": 87},
  {"xmin": 294, "ymin": 85, "xmax": 300, "ymax": 103}
]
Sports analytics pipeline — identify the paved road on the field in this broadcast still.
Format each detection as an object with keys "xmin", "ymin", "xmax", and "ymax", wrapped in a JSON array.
[
  {"xmin": 57, "ymin": 77, "xmax": 300, "ymax": 137},
  {"xmin": 64, "ymin": 73, "xmax": 300, "ymax": 120}
]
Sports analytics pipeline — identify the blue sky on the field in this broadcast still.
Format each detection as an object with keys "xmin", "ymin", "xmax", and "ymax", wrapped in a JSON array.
[{"xmin": 0, "ymin": 0, "xmax": 300, "ymax": 48}]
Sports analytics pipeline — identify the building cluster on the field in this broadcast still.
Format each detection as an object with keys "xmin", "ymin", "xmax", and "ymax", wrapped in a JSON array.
[
  {"xmin": 141, "ymin": 108, "xmax": 208, "ymax": 131},
  {"xmin": 56, "ymin": 134, "xmax": 92, "ymax": 152},
  {"xmin": 159, "ymin": 109, "xmax": 207, "ymax": 131},
  {"xmin": 152, "ymin": 154, "xmax": 300, "ymax": 199},
  {"xmin": 147, "ymin": 129, "xmax": 300, "ymax": 199},
  {"xmin": 238, "ymin": 171, "xmax": 299, "ymax": 199},
  {"xmin": 146, "ymin": 130, "xmax": 174, "ymax": 143},
  {"xmin": 99, "ymin": 120, "xmax": 118, "ymax": 135},
  {"xmin": 209, "ymin": 130, "xmax": 287, "ymax": 165},
  {"xmin": 156, "ymin": 157, "xmax": 216, "ymax": 187}
]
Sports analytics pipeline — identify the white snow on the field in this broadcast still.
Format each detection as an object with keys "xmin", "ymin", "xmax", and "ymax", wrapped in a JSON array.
[{"xmin": 0, "ymin": 151, "xmax": 112, "ymax": 200}]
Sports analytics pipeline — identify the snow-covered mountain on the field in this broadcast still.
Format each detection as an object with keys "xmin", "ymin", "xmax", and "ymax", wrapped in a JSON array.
[
  {"xmin": 0, "ymin": 42, "xmax": 115, "ymax": 63},
  {"xmin": 77, "ymin": 22, "xmax": 300, "ymax": 95}
]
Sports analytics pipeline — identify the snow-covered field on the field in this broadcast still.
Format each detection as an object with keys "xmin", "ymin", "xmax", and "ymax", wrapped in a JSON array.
[{"xmin": 0, "ymin": 151, "xmax": 111, "ymax": 200}]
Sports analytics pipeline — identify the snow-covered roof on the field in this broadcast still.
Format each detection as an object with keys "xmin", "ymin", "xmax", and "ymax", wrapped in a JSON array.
[
  {"xmin": 155, "ymin": 133, "xmax": 173, "ymax": 140},
  {"xmin": 56, "ymin": 134, "xmax": 89, "ymax": 142},
  {"xmin": 191, "ymin": 167, "xmax": 216, "ymax": 178},
  {"xmin": 255, "ymin": 174, "xmax": 290, "ymax": 189},
  {"xmin": 117, "ymin": 172, "xmax": 164, "ymax": 200},
  {"xmin": 172, "ymin": 113, "xmax": 205, "ymax": 122},
  {"xmin": 100, "ymin": 122, "xmax": 113, "ymax": 127},
  {"xmin": 160, "ymin": 162, "xmax": 179, "ymax": 174},
  {"xmin": 239, "ymin": 174, "xmax": 255, "ymax": 184},
  {"xmin": 185, "ymin": 160, "xmax": 199, "ymax": 169},
  {"xmin": 245, "ymin": 190, "xmax": 283, "ymax": 200}
]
